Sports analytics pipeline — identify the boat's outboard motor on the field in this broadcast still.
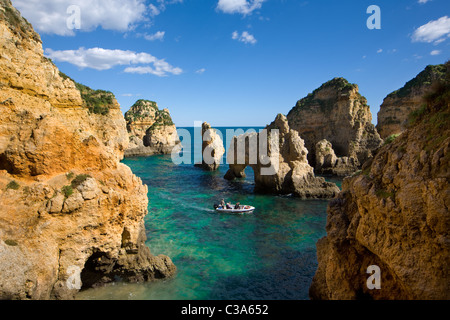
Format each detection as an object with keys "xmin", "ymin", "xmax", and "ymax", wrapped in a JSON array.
[{"xmin": 213, "ymin": 204, "xmax": 219, "ymax": 209}]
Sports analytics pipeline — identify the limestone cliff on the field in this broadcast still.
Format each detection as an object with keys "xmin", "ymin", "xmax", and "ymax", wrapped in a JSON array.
[
  {"xmin": 287, "ymin": 78, "xmax": 383, "ymax": 172},
  {"xmin": 377, "ymin": 64, "xmax": 446, "ymax": 139},
  {"xmin": 124, "ymin": 99, "xmax": 181, "ymax": 157},
  {"xmin": 0, "ymin": 0, "xmax": 175, "ymax": 300},
  {"xmin": 224, "ymin": 114, "xmax": 340, "ymax": 199},
  {"xmin": 195, "ymin": 122, "xmax": 225, "ymax": 171},
  {"xmin": 309, "ymin": 62, "xmax": 449, "ymax": 300},
  {"xmin": 315, "ymin": 139, "xmax": 358, "ymax": 176}
]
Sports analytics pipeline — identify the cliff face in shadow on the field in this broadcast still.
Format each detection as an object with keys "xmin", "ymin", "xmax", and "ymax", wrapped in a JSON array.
[
  {"xmin": 310, "ymin": 62, "xmax": 450, "ymax": 300},
  {"xmin": 377, "ymin": 64, "xmax": 446, "ymax": 140},
  {"xmin": 287, "ymin": 78, "xmax": 383, "ymax": 171},
  {"xmin": 0, "ymin": 0, "xmax": 175, "ymax": 300}
]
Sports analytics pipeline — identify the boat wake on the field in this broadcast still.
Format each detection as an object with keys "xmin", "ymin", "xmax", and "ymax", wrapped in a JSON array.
[{"xmin": 155, "ymin": 193, "xmax": 216, "ymax": 213}]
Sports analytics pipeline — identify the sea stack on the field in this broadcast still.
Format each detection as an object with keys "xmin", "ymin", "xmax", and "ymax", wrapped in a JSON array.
[
  {"xmin": 224, "ymin": 114, "xmax": 340, "ymax": 199},
  {"xmin": 287, "ymin": 77, "xmax": 383, "ymax": 173},
  {"xmin": 310, "ymin": 62, "xmax": 450, "ymax": 299},
  {"xmin": 124, "ymin": 99, "xmax": 181, "ymax": 157},
  {"xmin": 377, "ymin": 64, "xmax": 447, "ymax": 139},
  {"xmin": 0, "ymin": 0, "xmax": 175, "ymax": 300},
  {"xmin": 195, "ymin": 122, "xmax": 225, "ymax": 171}
]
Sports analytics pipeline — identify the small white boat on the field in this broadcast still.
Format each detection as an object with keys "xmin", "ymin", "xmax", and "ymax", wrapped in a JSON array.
[{"xmin": 214, "ymin": 205, "xmax": 255, "ymax": 214}]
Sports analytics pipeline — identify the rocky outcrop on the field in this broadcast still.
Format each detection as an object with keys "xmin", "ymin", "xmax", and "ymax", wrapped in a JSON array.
[
  {"xmin": 0, "ymin": 0, "xmax": 175, "ymax": 300},
  {"xmin": 124, "ymin": 100, "xmax": 181, "ymax": 157},
  {"xmin": 287, "ymin": 78, "xmax": 383, "ymax": 173},
  {"xmin": 315, "ymin": 139, "xmax": 358, "ymax": 176},
  {"xmin": 224, "ymin": 114, "xmax": 340, "ymax": 199},
  {"xmin": 310, "ymin": 63, "xmax": 449, "ymax": 300},
  {"xmin": 377, "ymin": 64, "xmax": 446, "ymax": 139},
  {"xmin": 195, "ymin": 122, "xmax": 225, "ymax": 171}
]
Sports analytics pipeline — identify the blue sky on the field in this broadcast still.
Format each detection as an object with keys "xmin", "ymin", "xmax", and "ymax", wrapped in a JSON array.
[{"xmin": 12, "ymin": 0, "xmax": 450, "ymax": 127}]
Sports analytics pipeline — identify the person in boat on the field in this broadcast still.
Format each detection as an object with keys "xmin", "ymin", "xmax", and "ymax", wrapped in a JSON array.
[
  {"xmin": 234, "ymin": 202, "xmax": 240, "ymax": 210},
  {"xmin": 220, "ymin": 199, "xmax": 225, "ymax": 208},
  {"xmin": 226, "ymin": 202, "xmax": 232, "ymax": 209}
]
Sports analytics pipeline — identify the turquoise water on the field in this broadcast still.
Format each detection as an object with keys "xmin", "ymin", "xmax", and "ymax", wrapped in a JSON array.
[{"xmin": 76, "ymin": 128, "xmax": 342, "ymax": 300}]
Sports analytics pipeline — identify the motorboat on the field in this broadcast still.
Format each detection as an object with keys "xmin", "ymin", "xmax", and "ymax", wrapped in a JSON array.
[{"xmin": 213, "ymin": 204, "xmax": 255, "ymax": 214}]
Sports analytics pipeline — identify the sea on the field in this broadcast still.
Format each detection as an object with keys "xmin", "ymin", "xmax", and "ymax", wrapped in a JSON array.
[{"xmin": 76, "ymin": 127, "xmax": 342, "ymax": 300}]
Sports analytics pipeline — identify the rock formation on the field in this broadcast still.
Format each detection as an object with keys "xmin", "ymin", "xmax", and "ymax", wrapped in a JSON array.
[
  {"xmin": 0, "ymin": 0, "xmax": 175, "ymax": 300},
  {"xmin": 315, "ymin": 139, "xmax": 358, "ymax": 176},
  {"xmin": 124, "ymin": 99, "xmax": 181, "ymax": 157},
  {"xmin": 377, "ymin": 64, "xmax": 446, "ymax": 139},
  {"xmin": 310, "ymin": 62, "xmax": 449, "ymax": 300},
  {"xmin": 287, "ymin": 77, "xmax": 383, "ymax": 173},
  {"xmin": 195, "ymin": 122, "xmax": 225, "ymax": 171},
  {"xmin": 224, "ymin": 114, "xmax": 340, "ymax": 199}
]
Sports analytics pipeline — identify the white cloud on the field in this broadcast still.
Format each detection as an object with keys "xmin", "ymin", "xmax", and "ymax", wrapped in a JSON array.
[
  {"xmin": 148, "ymin": 4, "xmax": 161, "ymax": 17},
  {"xmin": 45, "ymin": 47, "xmax": 182, "ymax": 76},
  {"xmin": 11, "ymin": 0, "xmax": 148, "ymax": 36},
  {"xmin": 144, "ymin": 31, "xmax": 165, "ymax": 41},
  {"xmin": 418, "ymin": 0, "xmax": 431, "ymax": 3},
  {"xmin": 232, "ymin": 30, "xmax": 257, "ymax": 45},
  {"xmin": 195, "ymin": 68, "xmax": 206, "ymax": 74},
  {"xmin": 124, "ymin": 66, "xmax": 182, "ymax": 77},
  {"xmin": 377, "ymin": 48, "xmax": 383, "ymax": 53},
  {"xmin": 149, "ymin": 0, "xmax": 183, "ymax": 17},
  {"xmin": 411, "ymin": 16, "xmax": 450, "ymax": 44},
  {"xmin": 217, "ymin": 0, "xmax": 265, "ymax": 15},
  {"xmin": 430, "ymin": 50, "xmax": 441, "ymax": 55}
]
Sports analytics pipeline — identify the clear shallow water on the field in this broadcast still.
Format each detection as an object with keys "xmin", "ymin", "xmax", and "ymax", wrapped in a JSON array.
[{"xmin": 76, "ymin": 128, "xmax": 342, "ymax": 300}]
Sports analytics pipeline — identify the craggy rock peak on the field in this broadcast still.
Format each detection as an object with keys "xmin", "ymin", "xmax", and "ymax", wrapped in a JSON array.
[
  {"xmin": 287, "ymin": 77, "xmax": 383, "ymax": 172},
  {"xmin": 377, "ymin": 64, "xmax": 447, "ymax": 139},
  {"xmin": 195, "ymin": 122, "xmax": 225, "ymax": 171},
  {"xmin": 310, "ymin": 63, "xmax": 449, "ymax": 299},
  {"xmin": 124, "ymin": 99, "xmax": 181, "ymax": 157},
  {"xmin": 0, "ymin": 0, "xmax": 175, "ymax": 300},
  {"xmin": 224, "ymin": 114, "xmax": 340, "ymax": 199}
]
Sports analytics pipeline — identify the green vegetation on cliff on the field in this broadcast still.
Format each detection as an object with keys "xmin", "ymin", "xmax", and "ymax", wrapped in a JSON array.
[
  {"xmin": 75, "ymin": 83, "xmax": 113, "ymax": 116},
  {"xmin": 58, "ymin": 71, "xmax": 114, "ymax": 115},
  {"xmin": 289, "ymin": 77, "xmax": 369, "ymax": 114},
  {"xmin": 6, "ymin": 180, "xmax": 20, "ymax": 191},
  {"xmin": 133, "ymin": 99, "xmax": 158, "ymax": 110},
  {"xmin": 415, "ymin": 62, "xmax": 450, "ymax": 153},
  {"xmin": 125, "ymin": 99, "xmax": 158, "ymax": 122},
  {"xmin": 387, "ymin": 64, "xmax": 446, "ymax": 99},
  {"xmin": 147, "ymin": 109, "xmax": 174, "ymax": 131},
  {"xmin": 0, "ymin": 0, "xmax": 40, "ymax": 42},
  {"xmin": 125, "ymin": 99, "xmax": 174, "ymax": 130}
]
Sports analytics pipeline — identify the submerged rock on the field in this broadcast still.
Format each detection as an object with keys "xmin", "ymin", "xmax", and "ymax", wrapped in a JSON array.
[{"xmin": 224, "ymin": 114, "xmax": 340, "ymax": 199}]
